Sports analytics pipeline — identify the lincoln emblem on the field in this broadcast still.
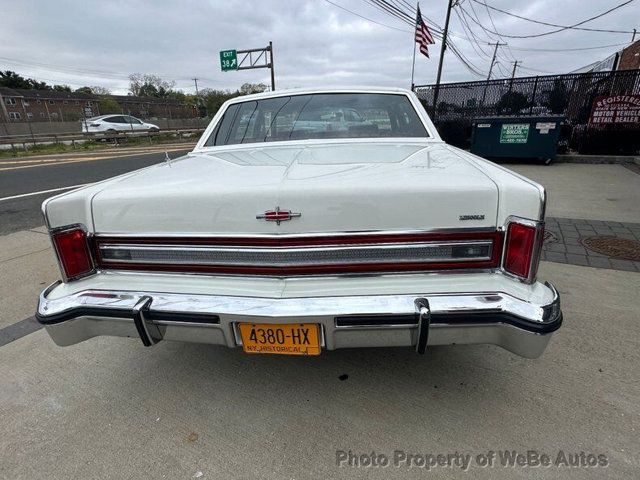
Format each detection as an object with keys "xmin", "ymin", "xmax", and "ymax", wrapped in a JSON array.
[{"xmin": 256, "ymin": 207, "xmax": 302, "ymax": 225}]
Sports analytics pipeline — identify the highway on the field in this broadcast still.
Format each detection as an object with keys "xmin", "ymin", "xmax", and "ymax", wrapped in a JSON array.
[{"xmin": 0, "ymin": 146, "xmax": 191, "ymax": 235}]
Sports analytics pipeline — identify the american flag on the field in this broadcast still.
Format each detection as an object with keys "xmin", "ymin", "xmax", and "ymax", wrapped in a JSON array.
[{"xmin": 415, "ymin": 5, "xmax": 435, "ymax": 58}]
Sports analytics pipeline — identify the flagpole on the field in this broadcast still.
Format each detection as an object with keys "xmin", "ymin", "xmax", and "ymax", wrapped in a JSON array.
[{"xmin": 410, "ymin": 2, "xmax": 418, "ymax": 90}]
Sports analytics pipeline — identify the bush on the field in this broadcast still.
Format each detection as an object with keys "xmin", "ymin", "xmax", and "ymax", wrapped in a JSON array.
[{"xmin": 570, "ymin": 125, "xmax": 640, "ymax": 155}]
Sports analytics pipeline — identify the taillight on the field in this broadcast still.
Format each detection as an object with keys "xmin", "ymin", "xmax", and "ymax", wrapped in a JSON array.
[
  {"xmin": 52, "ymin": 227, "xmax": 93, "ymax": 280},
  {"xmin": 504, "ymin": 221, "xmax": 541, "ymax": 280}
]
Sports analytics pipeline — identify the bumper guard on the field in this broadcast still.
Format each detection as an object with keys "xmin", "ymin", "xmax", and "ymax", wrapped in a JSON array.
[{"xmin": 36, "ymin": 281, "xmax": 562, "ymax": 358}]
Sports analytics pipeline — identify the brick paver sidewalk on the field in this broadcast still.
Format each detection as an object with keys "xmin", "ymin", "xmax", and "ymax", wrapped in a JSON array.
[{"xmin": 542, "ymin": 217, "xmax": 640, "ymax": 272}]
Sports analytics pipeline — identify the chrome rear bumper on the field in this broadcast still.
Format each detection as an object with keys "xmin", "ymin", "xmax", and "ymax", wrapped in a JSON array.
[{"xmin": 36, "ymin": 281, "xmax": 562, "ymax": 358}]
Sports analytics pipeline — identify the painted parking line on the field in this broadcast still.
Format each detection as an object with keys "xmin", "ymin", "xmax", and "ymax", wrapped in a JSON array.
[{"xmin": 0, "ymin": 184, "xmax": 89, "ymax": 202}]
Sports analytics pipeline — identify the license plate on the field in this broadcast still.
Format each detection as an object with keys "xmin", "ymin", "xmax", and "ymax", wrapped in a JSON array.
[{"xmin": 237, "ymin": 323, "xmax": 321, "ymax": 356}]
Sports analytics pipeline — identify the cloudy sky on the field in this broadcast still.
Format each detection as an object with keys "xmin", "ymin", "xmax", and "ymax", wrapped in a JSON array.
[{"xmin": 0, "ymin": 0, "xmax": 636, "ymax": 94}]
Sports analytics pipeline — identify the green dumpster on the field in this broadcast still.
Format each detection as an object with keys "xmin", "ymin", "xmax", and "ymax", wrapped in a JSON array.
[{"xmin": 470, "ymin": 116, "xmax": 564, "ymax": 164}]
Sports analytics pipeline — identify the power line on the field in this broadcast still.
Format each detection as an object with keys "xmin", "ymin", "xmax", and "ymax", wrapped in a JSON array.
[
  {"xmin": 453, "ymin": 8, "xmax": 492, "ymax": 59},
  {"xmin": 508, "ymin": 42, "xmax": 632, "ymax": 52},
  {"xmin": 375, "ymin": 0, "xmax": 415, "ymax": 23},
  {"xmin": 364, "ymin": 0, "xmax": 413, "ymax": 26},
  {"xmin": 349, "ymin": 0, "xmax": 487, "ymax": 79},
  {"xmin": 518, "ymin": 64, "xmax": 556, "ymax": 74},
  {"xmin": 323, "ymin": 0, "xmax": 410, "ymax": 32},
  {"xmin": 466, "ymin": 0, "xmax": 517, "ymax": 62},
  {"xmin": 471, "ymin": 0, "xmax": 635, "ymax": 34},
  {"xmin": 460, "ymin": 0, "xmax": 636, "ymax": 39}
]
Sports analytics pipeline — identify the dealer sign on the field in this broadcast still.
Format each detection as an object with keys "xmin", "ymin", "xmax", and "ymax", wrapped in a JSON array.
[{"xmin": 589, "ymin": 94, "xmax": 640, "ymax": 125}]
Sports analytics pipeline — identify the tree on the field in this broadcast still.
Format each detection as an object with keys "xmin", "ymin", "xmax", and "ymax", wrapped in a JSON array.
[
  {"xmin": 199, "ymin": 88, "xmax": 240, "ymax": 116},
  {"xmin": 546, "ymin": 79, "xmax": 568, "ymax": 114},
  {"xmin": 495, "ymin": 91, "xmax": 529, "ymax": 115},
  {"xmin": 129, "ymin": 73, "xmax": 176, "ymax": 98},
  {"xmin": 97, "ymin": 96, "xmax": 121, "ymax": 114},
  {"xmin": 0, "ymin": 71, "xmax": 50, "ymax": 89},
  {"xmin": 27, "ymin": 78, "xmax": 50, "ymax": 90},
  {"xmin": 90, "ymin": 85, "xmax": 112, "ymax": 95},
  {"xmin": 0, "ymin": 70, "xmax": 32, "ymax": 89},
  {"xmin": 0, "ymin": 71, "xmax": 59, "ymax": 90},
  {"xmin": 75, "ymin": 86, "xmax": 93, "ymax": 94},
  {"xmin": 239, "ymin": 83, "xmax": 268, "ymax": 95}
]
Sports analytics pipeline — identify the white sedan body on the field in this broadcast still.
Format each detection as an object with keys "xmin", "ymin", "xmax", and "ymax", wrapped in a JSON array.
[
  {"xmin": 38, "ymin": 87, "xmax": 561, "ymax": 358},
  {"xmin": 82, "ymin": 115, "xmax": 159, "ymax": 133}
]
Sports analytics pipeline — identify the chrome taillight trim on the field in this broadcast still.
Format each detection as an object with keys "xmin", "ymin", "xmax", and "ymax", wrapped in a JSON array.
[
  {"xmin": 500, "ymin": 216, "xmax": 545, "ymax": 285},
  {"xmin": 97, "ymin": 240, "xmax": 494, "ymax": 267},
  {"xmin": 49, "ymin": 223, "xmax": 96, "ymax": 283}
]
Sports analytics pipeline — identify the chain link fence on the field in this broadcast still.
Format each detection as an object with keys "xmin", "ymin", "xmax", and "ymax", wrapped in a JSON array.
[{"xmin": 414, "ymin": 69, "xmax": 640, "ymax": 154}]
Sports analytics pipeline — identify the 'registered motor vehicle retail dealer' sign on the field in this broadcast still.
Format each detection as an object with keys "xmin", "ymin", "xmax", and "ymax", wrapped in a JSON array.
[{"xmin": 589, "ymin": 94, "xmax": 640, "ymax": 125}]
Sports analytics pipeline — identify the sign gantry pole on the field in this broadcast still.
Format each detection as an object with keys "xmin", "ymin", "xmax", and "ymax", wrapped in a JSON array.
[{"xmin": 219, "ymin": 42, "xmax": 276, "ymax": 91}]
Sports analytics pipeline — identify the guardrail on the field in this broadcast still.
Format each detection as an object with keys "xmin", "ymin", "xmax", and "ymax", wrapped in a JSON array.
[{"xmin": 0, "ymin": 128, "xmax": 206, "ymax": 149}]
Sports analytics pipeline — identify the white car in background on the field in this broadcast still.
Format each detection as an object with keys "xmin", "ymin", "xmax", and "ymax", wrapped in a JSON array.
[{"xmin": 82, "ymin": 115, "xmax": 159, "ymax": 134}]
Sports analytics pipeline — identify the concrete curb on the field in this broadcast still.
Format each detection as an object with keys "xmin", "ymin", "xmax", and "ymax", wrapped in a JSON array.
[{"xmin": 556, "ymin": 154, "xmax": 640, "ymax": 165}]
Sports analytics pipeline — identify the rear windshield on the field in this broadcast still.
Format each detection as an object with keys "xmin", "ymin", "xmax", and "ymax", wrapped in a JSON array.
[{"xmin": 204, "ymin": 93, "xmax": 428, "ymax": 146}]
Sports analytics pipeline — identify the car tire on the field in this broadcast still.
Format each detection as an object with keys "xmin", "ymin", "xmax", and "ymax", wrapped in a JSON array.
[
  {"xmin": 104, "ymin": 129, "xmax": 119, "ymax": 142},
  {"xmin": 149, "ymin": 127, "xmax": 159, "ymax": 133}
]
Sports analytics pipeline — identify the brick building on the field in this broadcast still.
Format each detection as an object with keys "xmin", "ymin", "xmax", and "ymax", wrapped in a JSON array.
[
  {"xmin": 573, "ymin": 39, "xmax": 640, "ymax": 73},
  {"xmin": 0, "ymin": 88, "xmax": 194, "ymax": 123},
  {"xmin": 617, "ymin": 39, "xmax": 640, "ymax": 71}
]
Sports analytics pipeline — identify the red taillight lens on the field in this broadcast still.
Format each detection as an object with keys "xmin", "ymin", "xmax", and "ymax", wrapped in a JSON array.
[
  {"xmin": 504, "ymin": 222, "xmax": 538, "ymax": 279},
  {"xmin": 52, "ymin": 228, "xmax": 93, "ymax": 280}
]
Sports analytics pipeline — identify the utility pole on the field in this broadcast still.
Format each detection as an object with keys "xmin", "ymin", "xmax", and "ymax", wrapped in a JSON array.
[
  {"xmin": 480, "ymin": 42, "xmax": 506, "ymax": 107},
  {"xmin": 432, "ymin": 0, "xmax": 455, "ymax": 118},
  {"xmin": 192, "ymin": 77, "xmax": 201, "ymax": 118},
  {"xmin": 633, "ymin": 28, "xmax": 637, "ymax": 42},
  {"xmin": 508, "ymin": 60, "xmax": 519, "ymax": 93},
  {"xmin": 192, "ymin": 78, "xmax": 199, "ymax": 98},
  {"xmin": 511, "ymin": 60, "xmax": 519, "ymax": 81}
]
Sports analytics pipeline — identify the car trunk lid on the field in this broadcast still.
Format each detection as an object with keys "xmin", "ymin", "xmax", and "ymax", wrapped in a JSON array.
[{"xmin": 90, "ymin": 142, "xmax": 498, "ymax": 234}]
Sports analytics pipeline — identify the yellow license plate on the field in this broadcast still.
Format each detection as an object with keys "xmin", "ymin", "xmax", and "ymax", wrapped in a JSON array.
[{"xmin": 238, "ymin": 323, "xmax": 321, "ymax": 356}]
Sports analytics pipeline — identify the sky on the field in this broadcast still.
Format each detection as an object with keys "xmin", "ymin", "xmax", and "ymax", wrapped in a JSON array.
[{"xmin": 0, "ymin": 0, "xmax": 637, "ymax": 95}]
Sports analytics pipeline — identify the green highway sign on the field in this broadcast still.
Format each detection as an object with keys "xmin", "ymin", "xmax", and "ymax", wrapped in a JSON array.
[{"xmin": 220, "ymin": 50, "xmax": 238, "ymax": 71}]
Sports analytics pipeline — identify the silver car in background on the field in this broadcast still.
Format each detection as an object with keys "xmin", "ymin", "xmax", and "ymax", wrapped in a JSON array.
[{"xmin": 82, "ymin": 115, "xmax": 159, "ymax": 134}]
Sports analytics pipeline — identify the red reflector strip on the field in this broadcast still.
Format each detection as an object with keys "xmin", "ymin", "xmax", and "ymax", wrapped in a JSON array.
[
  {"xmin": 504, "ymin": 222, "xmax": 537, "ymax": 279},
  {"xmin": 92, "ymin": 231, "xmax": 504, "ymax": 276},
  {"xmin": 52, "ymin": 228, "xmax": 93, "ymax": 280}
]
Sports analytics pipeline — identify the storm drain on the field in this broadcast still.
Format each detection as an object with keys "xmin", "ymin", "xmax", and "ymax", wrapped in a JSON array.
[
  {"xmin": 543, "ymin": 230, "xmax": 558, "ymax": 244},
  {"xmin": 581, "ymin": 236, "xmax": 640, "ymax": 261}
]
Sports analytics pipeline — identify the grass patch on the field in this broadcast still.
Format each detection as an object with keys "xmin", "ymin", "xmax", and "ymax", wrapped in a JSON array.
[{"xmin": 0, "ymin": 133, "xmax": 199, "ymax": 159}]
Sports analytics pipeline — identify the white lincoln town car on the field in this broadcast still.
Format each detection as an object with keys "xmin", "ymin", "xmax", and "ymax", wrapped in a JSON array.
[{"xmin": 37, "ymin": 87, "xmax": 562, "ymax": 358}]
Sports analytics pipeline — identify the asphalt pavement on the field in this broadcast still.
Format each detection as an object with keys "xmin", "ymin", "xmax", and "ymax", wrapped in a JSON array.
[
  {"xmin": 0, "ymin": 146, "xmax": 191, "ymax": 235},
  {"xmin": 0, "ymin": 154, "xmax": 639, "ymax": 479}
]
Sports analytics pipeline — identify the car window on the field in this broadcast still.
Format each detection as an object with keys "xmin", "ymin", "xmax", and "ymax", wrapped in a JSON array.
[
  {"xmin": 126, "ymin": 116, "xmax": 143, "ymax": 124},
  {"xmin": 105, "ymin": 116, "xmax": 123, "ymax": 123},
  {"xmin": 207, "ymin": 93, "xmax": 428, "ymax": 146},
  {"xmin": 206, "ymin": 104, "xmax": 240, "ymax": 146}
]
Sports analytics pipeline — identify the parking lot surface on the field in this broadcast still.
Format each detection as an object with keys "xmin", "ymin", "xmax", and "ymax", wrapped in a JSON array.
[{"xmin": 1, "ymin": 158, "xmax": 639, "ymax": 479}]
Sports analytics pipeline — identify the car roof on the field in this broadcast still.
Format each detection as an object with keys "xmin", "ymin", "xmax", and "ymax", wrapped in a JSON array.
[
  {"xmin": 229, "ymin": 86, "xmax": 414, "ymax": 103},
  {"xmin": 87, "ymin": 114, "xmax": 135, "ymax": 121}
]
